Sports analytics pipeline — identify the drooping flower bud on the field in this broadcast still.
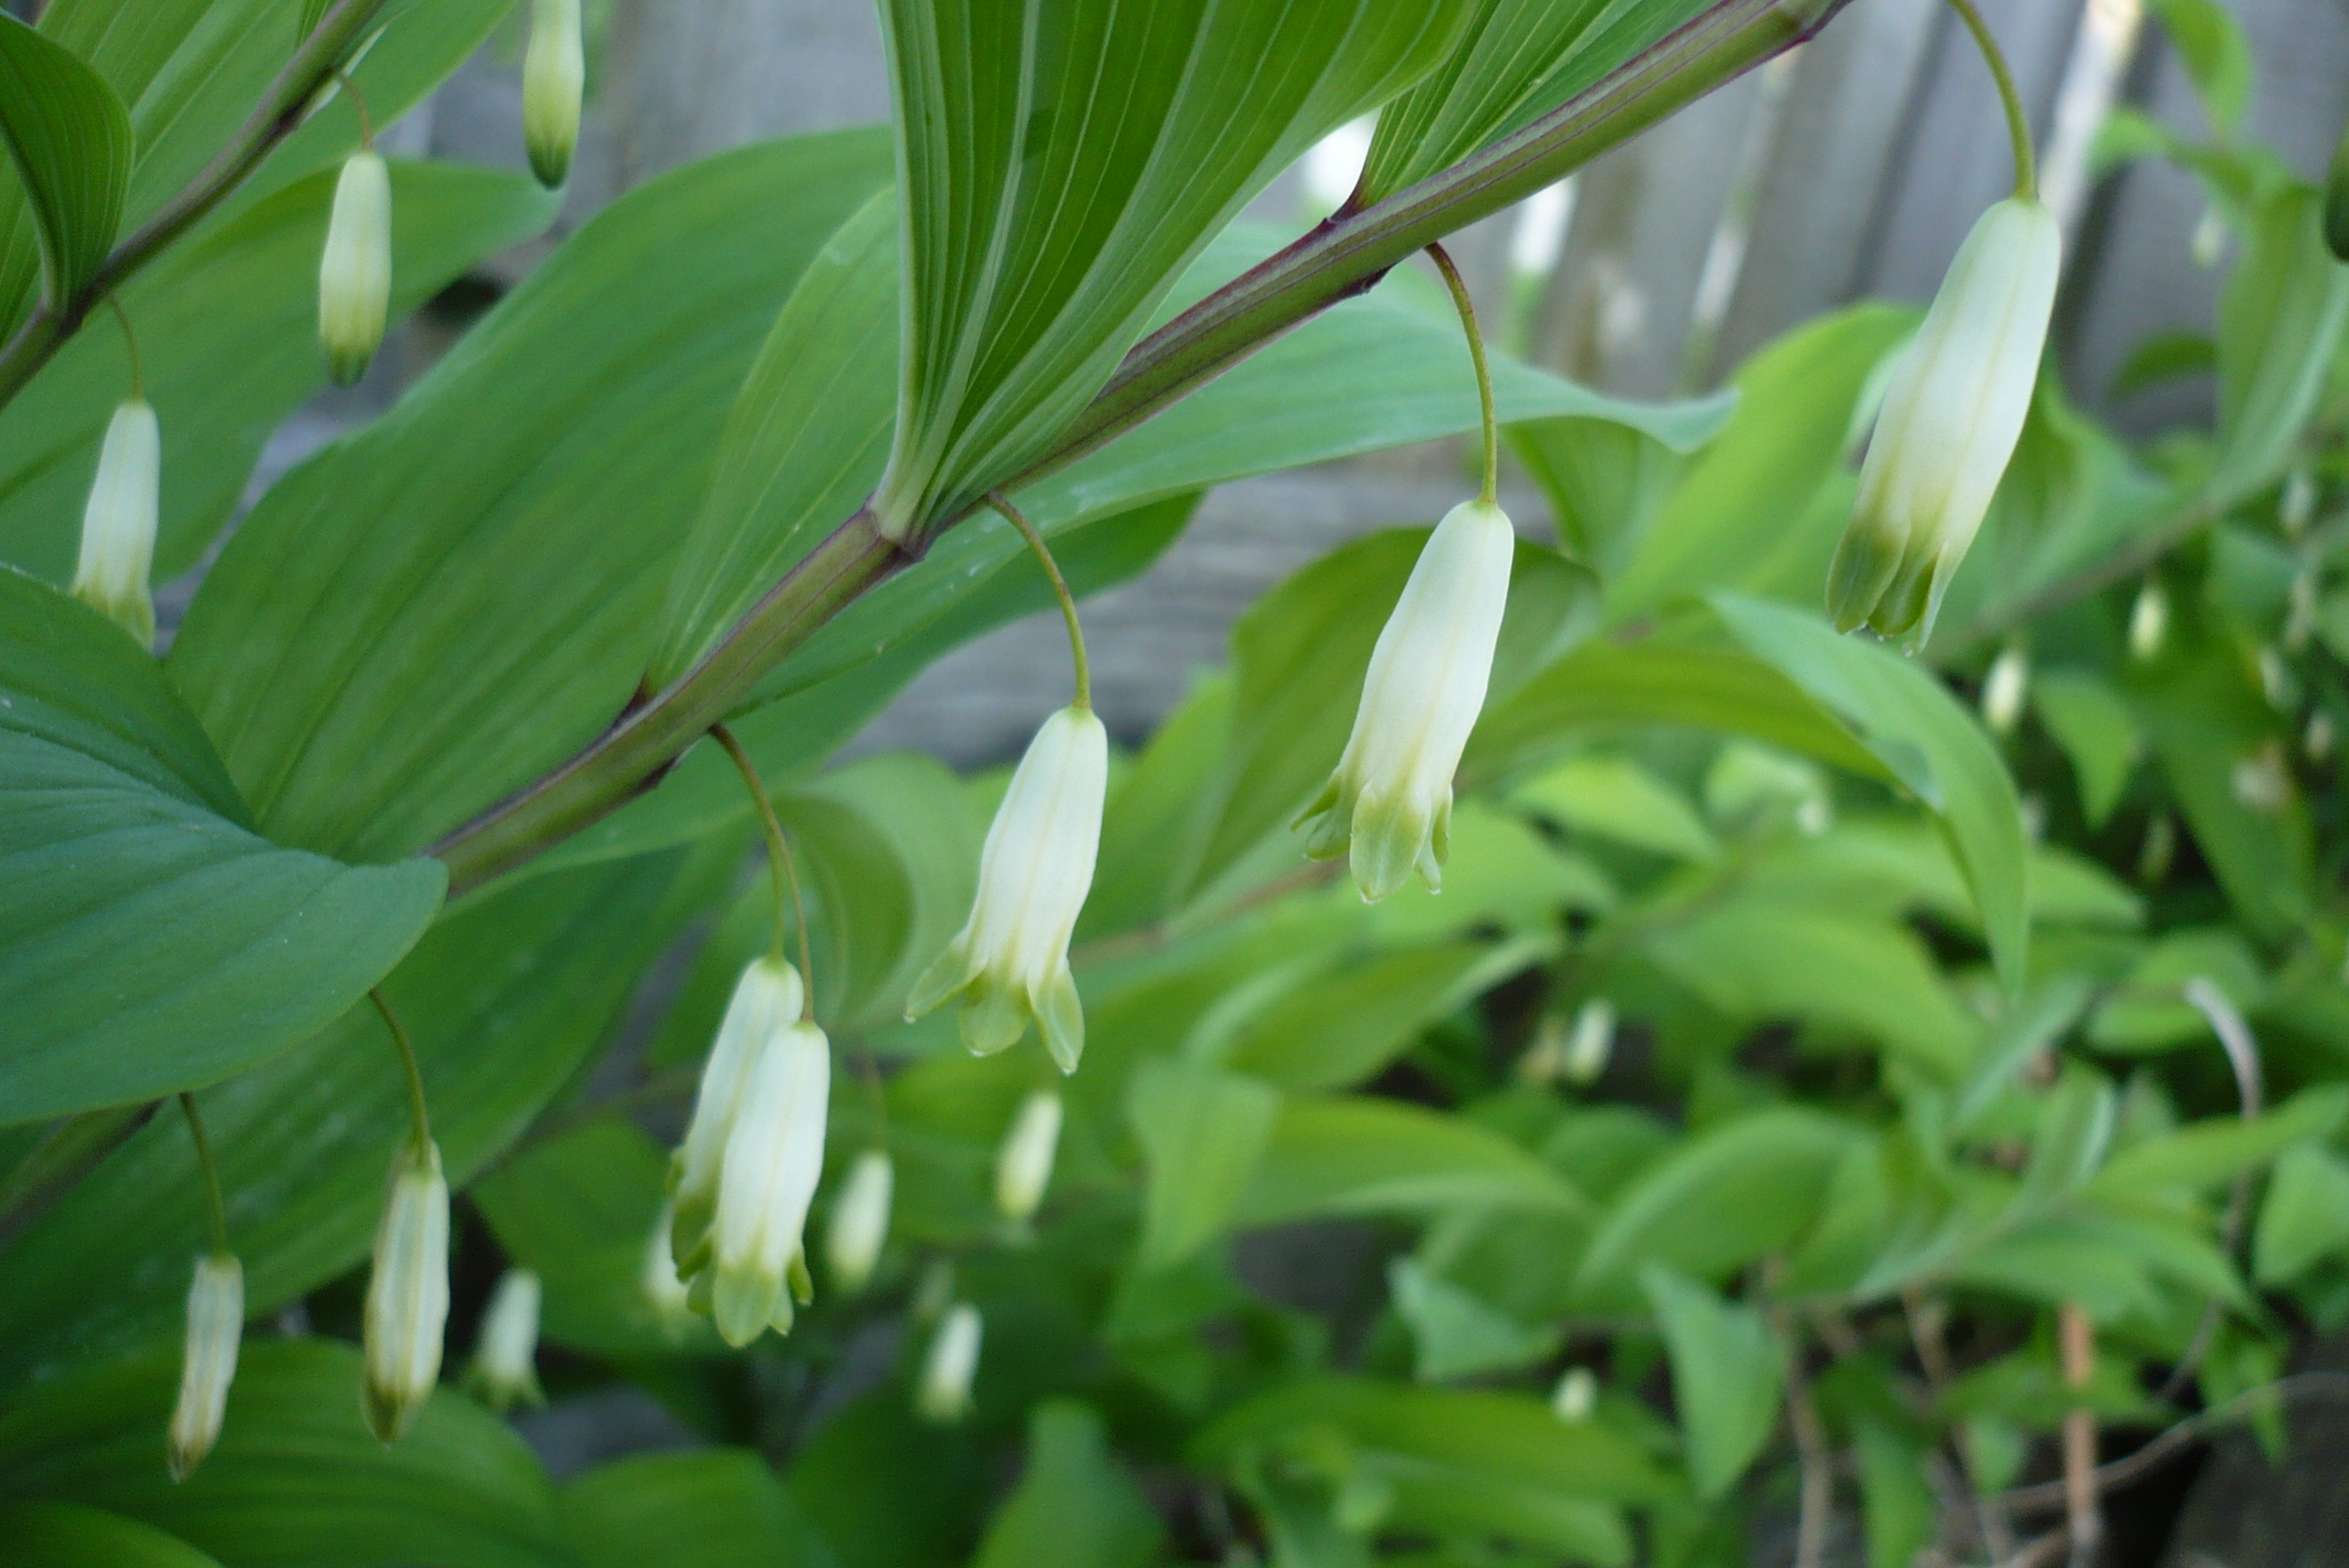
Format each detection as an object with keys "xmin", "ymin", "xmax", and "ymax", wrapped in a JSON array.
[
  {"xmin": 71, "ymin": 399, "xmax": 160, "ymax": 647},
  {"xmin": 1826, "ymin": 198, "xmax": 2061, "ymax": 646},
  {"xmin": 167, "ymin": 1252, "xmax": 242, "ymax": 1481},
  {"xmin": 1299, "ymin": 500, "xmax": 1516, "ymax": 902},
  {"xmin": 1560, "ymin": 998, "xmax": 1614, "ymax": 1087},
  {"xmin": 319, "ymin": 151, "xmax": 393, "ymax": 388},
  {"xmin": 826, "ymin": 1149, "xmax": 893, "ymax": 1294},
  {"xmin": 703, "ymin": 1019, "xmax": 830, "ymax": 1347},
  {"xmin": 906, "ymin": 707, "xmax": 1106, "ymax": 1073},
  {"xmin": 2128, "ymin": 580, "xmax": 2168, "ymax": 662},
  {"xmin": 993, "ymin": 1089, "xmax": 1061, "ymax": 1224},
  {"xmin": 641, "ymin": 1199, "xmax": 695, "ymax": 1336},
  {"xmin": 464, "ymin": 1269, "xmax": 545, "ymax": 1413},
  {"xmin": 911, "ymin": 1257, "xmax": 956, "ymax": 1323},
  {"xmin": 916, "ymin": 1303, "xmax": 982, "ymax": 1424},
  {"xmin": 363, "ymin": 1138, "xmax": 450, "ymax": 1442},
  {"xmin": 1552, "ymin": 1365, "xmax": 1597, "ymax": 1423},
  {"xmin": 522, "ymin": 0, "xmax": 585, "ymax": 188},
  {"xmin": 1981, "ymin": 646, "xmax": 2030, "ymax": 736},
  {"xmin": 670, "ymin": 957, "xmax": 802, "ymax": 1263}
]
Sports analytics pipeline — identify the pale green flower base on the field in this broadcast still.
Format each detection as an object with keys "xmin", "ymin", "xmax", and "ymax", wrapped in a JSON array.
[
  {"xmin": 1295, "ymin": 772, "xmax": 1451, "ymax": 903},
  {"xmin": 905, "ymin": 938, "xmax": 1085, "ymax": 1073},
  {"xmin": 73, "ymin": 581, "xmax": 154, "ymax": 651},
  {"xmin": 707, "ymin": 1249, "xmax": 813, "ymax": 1348}
]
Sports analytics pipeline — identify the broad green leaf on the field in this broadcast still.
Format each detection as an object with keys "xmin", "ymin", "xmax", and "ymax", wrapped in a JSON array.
[
  {"xmin": 1356, "ymin": 801, "xmax": 1617, "ymax": 941},
  {"xmin": 1129, "ymin": 1056, "xmax": 1281, "ymax": 1268},
  {"xmin": 1389, "ymin": 1257, "xmax": 1558, "ymax": 1381},
  {"xmin": 1733, "ymin": 818, "xmax": 2139, "ymax": 935},
  {"xmin": 0, "ymin": 1339, "xmax": 568, "ymax": 1568},
  {"xmin": 0, "ymin": 160, "xmax": 559, "ymax": 585},
  {"xmin": 0, "ymin": 16, "xmax": 131, "ymax": 306},
  {"xmin": 1607, "ymin": 305, "xmax": 1914, "ymax": 622},
  {"xmin": 973, "ymin": 1403, "xmax": 1164, "ymax": 1568},
  {"xmin": 2208, "ymin": 183, "xmax": 2349, "ymax": 507},
  {"xmin": 168, "ymin": 131, "xmax": 897, "ymax": 862},
  {"xmin": 1357, "ymin": 0, "xmax": 1712, "ymax": 200},
  {"xmin": 1951, "ymin": 976, "xmax": 2097, "ymax": 1133},
  {"xmin": 870, "ymin": 0, "xmax": 1471, "ymax": 535},
  {"xmin": 2145, "ymin": 0, "xmax": 2253, "ymax": 135},
  {"xmin": 0, "ymin": 844, "xmax": 717, "ymax": 1390},
  {"xmin": 1232, "ymin": 1096, "xmax": 1588, "ymax": 1228},
  {"xmin": 1512, "ymin": 403, "xmax": 1726, "ymax": 582},
  {"xmin": 471, "ymin": 1117, "xmax": 714, "ymax": 1359},
  {"xmin": 1573, "ymin": 1107, "xmax": 1855, "ymax": 1308},
  {"xmin": 2085, "ymin": 925, "xmax": 2266, "ymax": 1052},
  {"xmin": 1712, "ymin": 593, "xmax": 2030, "ymax": 988},
  {"xmin": 783, "ymin": 1393, "xmax": 992, "ymax": 1568},
  {"xmin": 0, "ymin": 568, "xmax": 443, "ymax": 1123},
  {"xmin": 2016, "ymin": 1068, "xmax": 2116, "ymax": 1204},
  {"xmin": 1078, "ymin": 673, "xmax": 1234, "ymax": 940},
  {"xmin": 1851, "ymin": 1420, "xmax": 1936, "ymax": 1568},
  {"xmin": 1215, "ymin": 938, "xmax": 1543, "ymax": 1091},
  {"xmin": 1512, "ymin": 752, "xmax": 1718, "ymax": 861},
  {"xmin": 563, "ymin": 1450, "xmax": 833, "ymax": 1568},
  {"xmin": 1949, "ymin": 1206, "xmax": 2250, "ymax": 1321},
  {"xmin": 2252, "ymin": 1142, "xmax": 2349, "ymax": 1286},
  {"xmin": 2088, "ymin": 1084, "xmax": 2349, "ymax": 1198},
  {"xmin": 1641, "ymin": 1267, "xmax": 1782, "ymax": 1500},
  {"xmin": 2032, "ymin": 670, "xmax": 2140, "ymax": 828},
  {"xmin": 0, "ymin": 1502, "xmax": 219, "ymax": 1568}
]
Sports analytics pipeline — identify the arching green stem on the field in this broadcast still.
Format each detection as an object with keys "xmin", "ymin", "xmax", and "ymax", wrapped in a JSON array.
[
  {"xmin": 370, "ymin": 988, "xmax": 433, "ymax": 1155},
  {"xmin": 988, "ymin": 492, "xmax": 1092, "ymax": 710},
  {"xmin": 178, "ymin": 1092, "xmax": 229, "ymax": 1254},
  {"xmin": 1426, "ymin": 242, "xmax": 1498, "ymax": 505},
  {"xmin": 713, "ymin": 721, "xmax": 816, "ymax": 1010},
  {"xmin": 104, "ymin": 297, "xmax": 143, "ymax": 400},
  {"xmin": 1944, "ymin": 0, "xmax": 2037, "ymax": 199}
]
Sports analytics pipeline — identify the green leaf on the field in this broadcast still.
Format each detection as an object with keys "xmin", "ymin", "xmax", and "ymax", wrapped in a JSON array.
[
  {"xmin": 1391, "ymin": 1257, "xmax": 1558, "ymax": 1381},
  {"xmin": 1129, "ymin": 1056, "xmax": 1282, "ymax": 1269},
  {"xmin": 1511, "ymin": 753, "xmax": 1718, "ymax": 861},
  {"xmin": 870, "ymin": 0, "xmax": 1471, "ymax": 535},
  {"xmin": 1641, "ymin": 1266, "xmax": 1782, "ymax": 1501},
  {"xmin": 2209, "ymin": 183, "xmax": 2349, "ymax": 508},
  {"xmin": 2252, "ymin": 1142, "xmax": 2349, "ymax": 1287},
  {"xmin": 783, "ymin": 1393, "xmax": 991, "ymax": 1568},
  {"xmin": 1232, "ymin": 1095, "xmax": 1588, "ymax": 1228},
  {"xmin": 1711, "ymin": 593, "xmax": 2031, "ymax": 989},
  {"xmin": 0, "ymin": 1502, "xmax": 220, "ymax": 1568},
  {"xmin": 1511, "ymin": 401, "xmax": 1728, "ymax": 582},
  {"xmin": 1950, "ymin": 1206, "xmax": 2250, "ymax": 1320},
  {"xmin": 168, "ymin": 131, "xmax": 897, "ymax": 862},
  {"xmin": 1216, "ymin": 938, "xmax": 1543, "ymax": 1092},
  {"xmin": 1357, "ymin": 0, "xmax": 1712, "ymax": 201},
  {"xmin": 2145, "ymin": 0, "xmax": 2253, "ymax": 135},
  {"xmin": 2016, "ymin": 1067, "xmax": 2116, "ymax": 1205},
  {"xmin": 973, "ymin": 1402, "xmax": 1164, "ymax": 1568},
  {"xmin": 1606, "ymin": 305, "xmax": 1914, "ymax": 623},
  {"xmin": 0, "ymin": 159, "xmax": 559, "ymax": 585},
  {"xmin": 1573, "ymin": 1107, "xmax": 1855, "ymax": 1309},
  {"xmin": 0, "ymin": 568, "xmax": 443, "ymax": 1123},
  {"xmin": 2032, "ymin": 671, "xmax": 2140, "ymax": 828},
  {"xmin": 2089, "ymin": 1084, "xmax": 2349, "ymax": 1199},
  {"xmin": 2085, "ymin": 926, "xmax": 2266, "ymax": 1052},
  {"xmin": 0, "ymin": 16, "xmax": 130, "ymax": 306},
  {"xmin": 563, "ymin": 1450, "xmax": 834, "ymax": 1568},
  {"xmin": 0, "ymin": 845, "xmax": 717, "ymax": 1390},
  {"xmin": 1851, "ymin": 1420, "xmax": 1936, "ymax": 1568},
  {"xmin": 0, "ymin": 1339, "xmax": 568, "ymax": 1568}
]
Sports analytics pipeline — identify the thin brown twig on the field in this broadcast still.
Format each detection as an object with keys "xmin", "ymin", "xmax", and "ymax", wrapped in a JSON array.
[
  {"xmin": 2003, "ymin": 1372, "xmax": 2349, "ymax": 1515},
  {"xmin": 2059, "ymin": 1304, "xmax": 2100, "ymax": 1568}
]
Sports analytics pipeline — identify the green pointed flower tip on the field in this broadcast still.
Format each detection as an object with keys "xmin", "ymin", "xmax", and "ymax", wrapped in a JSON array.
[
  {"xmin": 168, "ymin": 1251, "xmax": 243, "ymax": 1481},
  {"xmin": 1828, "ymin": 197, "xmax": 2060, "ymax": 649},
  {"xmin": 362, "ymin": 1138, "xmax": 450, "ymax": 1444},
  {"xmin": 906, "ymin": 706, "xmax": 1105, "ymax": 1073},
  {"xmin": 698, "ymin": 1018, "xmax": 830, "ymax": 1348},
  {"xmin": 463, "ymin": 1269, "xmax": 545, "ymax": 1414},
  {"xmin": 523, "ymin": 0, "xmax": 585, "ymax": 188},
  {"xmin": 1298, "ymin": 500, "xmax": 1513, "ymax": 902},
  {"xmin": 319, "ymin": 151, "xmax": 393, "ymax": 388},
  {"xmin": 71, "ymin": 399, "xmax": 160, "ymax": 649}
]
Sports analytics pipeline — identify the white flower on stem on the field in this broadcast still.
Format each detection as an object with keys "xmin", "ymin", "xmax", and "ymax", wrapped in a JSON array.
[
  {"xmin": 1299, "ymin": 500, "xmax": 1517, "ymax": 902},
  {"xmin": 1561, "ymin": 998, "xmax": 1615, "ymax": 1087},
  {"xmin": 1981, "ymin": 646, "xmax": 2030, "ymax": 736},
  {"xmin": 168, "ymin": 1252, "xmax": 242, "ymax": 1481},
  {"xmin": 2129, "ymin": 580, "xmax": 2168, "ymax": 662},
  {"xmin": 72, "ymin": 399, "xmax": 160, "ymax": 647},
  {"xmin": 465, "ymin": 1269, "xmax": 545, "ymax": 1414},
  {"xmin": 906, "ymin": 706, "xmax": 1106, "ymax": 1073},
  {"xmin": 704, "ymin": 1019, "xmax": 830, "ymax": 1347},
  {"xmin": 993, "ymin": 1089, "xmax": 1062, "ymax": 1224},
  {"xmin": 826, "ymin": 1150, "xmax": 893, "ymax": 1294},
  {"xmin": 641, "ymin": 1199, "xmax": 694, "ymax": 1336},
  {"xmin": 1827, "ymin": 197, "xmax": 2061, "ymax": 646},
  {"xmin": 522, "ymin": 0, "xmax": 585, "ymax": 187},
  {"xmin": 916, "ymin": 1303, "xmax": 983, "ymax": 1424},
  {"xmin": 669, "ymin": 957, "xmax": 802, "ymax": 1264},
  {"xmin": 319, "ymin": 150, "xmax": 393, "ymax": 387},
  {"xmin": 1552, "ymin": 1366, "xmax": 1597, "ymax": 1423},
  {"xmin": 363, "ymin": 1138, "xmax": 450, "ymax": 1442}
]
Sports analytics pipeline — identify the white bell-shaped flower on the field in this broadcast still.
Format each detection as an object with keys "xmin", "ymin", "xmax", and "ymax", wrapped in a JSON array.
[
  {"xmin": 363, "ymin": 1138, "xmax": 450, "ymax": 1442},
  {"xmin": 1561, "ymin": 998, "xmax": 1615, "ymax": 1087},
  {"xmin": 464, "ymin": 1269, "xmax": 545, "ymax": 1413},
  {"xmin": 319, "ymin": 150, "xmax": 393, "ymax": 387},
  {"xmin": 1299, "ymin": 500, "xmax": 1516, "ymax": 902},
  {"xmin": 906, "ymin": 706, "xmax": 1106, "ymax": 1073},
  {"xmin": 2129, "ymin": 580, "xmax": 2168, "ymax": 662},
  {"xmin": 72, "ymin": 398, "xmax": 160, "ymax": 648},
  {"xmin": 1981, "ymin": 646, "xmax": 2030, "ymax": 736},
  {"xmin": 522, "ymin": 0, "xmax": 585, "ymax": 187},
  {"xmin": 670, "ymin": 957, "xmax": 802, "ymax": 1261},
  {"xmin": 168, "ymin": 1251, "xmax": 243, "ymax": 1480},
  {"xmin": 1552, "ymin": 1366, "xmax": 1597, "ymax": 1423},
  {"xmin": 826, "ymin": 1149, "xmax": 893, "ymax": 1294},
  {"xmin": 1827, "ymin": 197, "xmax": 2060, "ymax": 646},
  {"xmin": 705, "ymin": 1019, "xmax": 831, "ymax": 1347},
  {"xmin": 993, "ymin": 1089, "xmax": 1062, "ymax": 1224},
  {"xmin": 916, "ymin": 1303, "xmax": 983, "ymax": 1424}
]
